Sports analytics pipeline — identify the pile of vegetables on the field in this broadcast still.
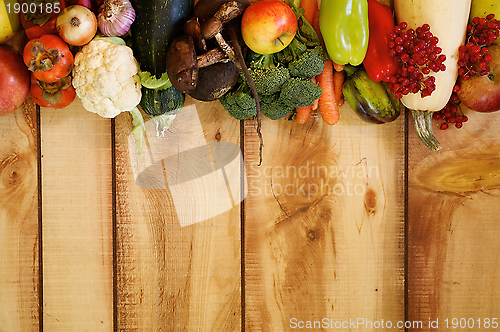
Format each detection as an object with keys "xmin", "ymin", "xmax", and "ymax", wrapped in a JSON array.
[
  {"xmin": 3, "ymin": 0, "xmax": 500, "ymax": 154},
  {"xmin": 218, "ymin": 3, "xmax": 327, "ymax": 122},
  {"xmin": 5, "ymin": 0, "xmax": 146, "ymax": 149},
  {"xmin": 16, "ymin": 0, "xmax": 140, "ymax": 112}
]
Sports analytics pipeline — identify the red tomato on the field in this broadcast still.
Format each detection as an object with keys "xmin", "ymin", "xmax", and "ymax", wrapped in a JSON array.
[
  {"xmin": 30, "ymin": 73, "xmax": 76, "ymax": 108},
  {"xmin": 23, "ymin": 34, "xmax": 74, "ymax": 83},
  {"xmin": 20, "ymin": 0, "xmax": 67, "ymax": 39}
]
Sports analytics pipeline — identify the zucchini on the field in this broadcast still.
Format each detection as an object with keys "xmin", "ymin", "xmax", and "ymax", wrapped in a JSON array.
[{"xmin": 130, "ymin": 0, "xmax": 195, "ymax": 117}]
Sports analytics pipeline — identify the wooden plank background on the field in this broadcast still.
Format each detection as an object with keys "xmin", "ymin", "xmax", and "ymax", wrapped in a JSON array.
[
  {"xmin": 1, "ymin": 0, "xmax": 500, "ymax": 330},
  {"xmin": 408, "ymin": 108, "xmax": 500, "ymax": 332}
]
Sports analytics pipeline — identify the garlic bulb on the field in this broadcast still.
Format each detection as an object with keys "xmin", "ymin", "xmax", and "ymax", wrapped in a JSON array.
[{"xmin": 97, "ymin": 0, "xmax": 135, "ymax": 37}]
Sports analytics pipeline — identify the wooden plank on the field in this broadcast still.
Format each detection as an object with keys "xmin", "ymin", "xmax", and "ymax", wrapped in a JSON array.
[
  {"xmin": 408, "ymin": 108, "xmax": 500, "ymax": 331},
  {"xmin": 40, "ymin": 98, "xmax": 113, "ymax": 330},
  {"xmin": 114, "ymin": 96, "xmax": 242, "ymax": 331},
  {"xmin": 0, "ymin": 98, "xmax": 39, "ymax": 332},
  {"xmin": 244, "ymin": 105, "xmax": 405, "ymax": 330}
]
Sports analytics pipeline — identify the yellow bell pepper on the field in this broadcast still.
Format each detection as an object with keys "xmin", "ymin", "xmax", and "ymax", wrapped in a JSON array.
[{"xmin": 319, "ymin": 0, "xmax": 369, "ymax": 66}]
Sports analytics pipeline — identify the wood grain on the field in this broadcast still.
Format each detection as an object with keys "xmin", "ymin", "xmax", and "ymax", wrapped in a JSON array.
[
  {"xmin": 3, "ymin": 0, "xmax": 500, "ymax": 329},
  {"xmin": 408, "ymin": 107, "xmax": 500, "ymax": 331},
  {"xmin": 0, "ymin": 98, "xmax": 39, "ymax": 332},
  {"xmin": 244, "ymin": 106, "xmax": 405, "ymax": 331},
  {"xmin": 114, "ymin": 96, "xmax": 242, "ymax": 331},
  {"xmin": 40, "ymin": 98, "xmax": 113, "ymax": 331}
]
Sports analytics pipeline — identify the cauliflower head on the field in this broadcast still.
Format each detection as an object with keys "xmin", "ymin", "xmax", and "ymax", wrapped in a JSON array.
[{"xmin": 72, "ymin": 40, "xmax": 141, "ymax": 118}]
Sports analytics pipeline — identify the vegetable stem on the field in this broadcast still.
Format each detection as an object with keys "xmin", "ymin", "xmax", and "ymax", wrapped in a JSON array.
[{"xmin": 411, "ymin": 110, "xmax": 441, "ymax": 151}]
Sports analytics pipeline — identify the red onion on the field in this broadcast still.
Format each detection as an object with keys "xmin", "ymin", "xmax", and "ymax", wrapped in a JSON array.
[{"xmin": 97, "ymin": 0, "xmax": 135, "ymax": 37}]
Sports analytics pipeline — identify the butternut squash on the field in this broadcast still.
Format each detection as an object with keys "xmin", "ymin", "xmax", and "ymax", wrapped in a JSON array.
[{"xmin": 394, "ymin": 0, "xmax": 471, "ymax": 150}]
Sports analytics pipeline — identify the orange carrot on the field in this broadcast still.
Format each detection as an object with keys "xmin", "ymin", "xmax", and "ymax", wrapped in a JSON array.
[
  {"xmin": 311, "ymin": 96, "xmax": 319, "ymax": 110},
  {"xmin": 300, "ymin": 0, "xmax": 318, "ymax": 24},
  {"xmin": 311, "ymin": 8, "xmax": 320, "ymax": 33},
  {"xmin": 333, "ymin": 62, "xmax": 345, "ymax": 72},
  {"xmin": 295, "ymin": 105, "xmax": 315, "ymax": 124},
  {"xmin": 316, "ymin": 60, "xmax": 340, "ymax": 125},
  {"xmin": 333, "ymin": 69, "xmax": 345, "ymax": 107},
  {"xmin": 311, "ymin": 9, "xmax": 326, "ymax": 50}
]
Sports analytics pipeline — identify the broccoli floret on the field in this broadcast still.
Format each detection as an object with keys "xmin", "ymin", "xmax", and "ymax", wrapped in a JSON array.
[
  {"xmin": 260, "ymin": 93, "xmax": 293, "ymax": 120},
  {"xmin": 278, "ymin": 77, "xmax": 322, "ymax": 109},
  {"xmin": 288, "ymin": 45, "xmax": 328, "ymax": 79},
  {"xmin": 275, "ymin": 5, "xmax": 328, "ymax": 80},
  {"xmin": 247, "ymin": 53, "xmax": 290, "ymax": 96},
  {"xmin": 280, "ymin": 37, "xmax": 328, "ymax": 80},
  {"xmin": 219, "ymin": 80, "xmax": 256, "ymax": 120}
]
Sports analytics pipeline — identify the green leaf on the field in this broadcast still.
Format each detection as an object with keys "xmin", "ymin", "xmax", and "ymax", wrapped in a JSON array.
[
  {"xmin": 42, "ymin": 90, "xmax": 62, "ymax": 105},
  {"xmin": 129, "ymin": 107, "xmax": 146, "ymax": 155},
  {"xmin": 137, "ymin": 72, "xmax": 172, "ymax": 90}
]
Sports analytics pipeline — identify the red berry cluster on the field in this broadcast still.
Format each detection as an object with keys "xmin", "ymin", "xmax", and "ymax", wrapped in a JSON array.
[
  {"xmin": 436, "ymin": 14, "xmax": 500, "ymax": 130},
  {"xmin": 458, "ymin": 14, "xmax": 499, "ymax": 80},
  {"xmin": 432, "ymin": 89, "xmax": 468, "ymax": 129},
  {"xmin": 387, "ymin": 22, "xmax": 446, "ymax": 99}
]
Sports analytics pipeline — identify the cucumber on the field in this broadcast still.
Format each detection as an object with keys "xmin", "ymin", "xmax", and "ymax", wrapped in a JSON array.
[{"xmin": 130, "ymin": 0, "xmax": 195, "ymax": 116}]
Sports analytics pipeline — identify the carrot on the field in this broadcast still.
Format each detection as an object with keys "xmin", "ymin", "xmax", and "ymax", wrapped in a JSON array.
[
  {"xmin": 316, "ymin": 60, "xmax": 340, "ymax": 125},
  {"xmin": 333, "ymin": 69, "xmax": 345, "ymax": 107},
  {"xmin": 311, "ymin": 96, "xmax": 319, "ymax": 110},
  {"xmin": 333, "ymin": 62, "xmax": 345, "ymax": 72},
  {"xmin": 295, "ymin": 105, "xmax": 315, "ymax": 124},
  {"xmin": 295, "ymin": 78, "xmax": 319, "ymax": 124},
  {"xmin": 300, "ymin": 0, "xmax": 318, "ymax": 24},
  {"xmin": 311, "ymin": 9, "xmax": 326, "ymax": 50}
]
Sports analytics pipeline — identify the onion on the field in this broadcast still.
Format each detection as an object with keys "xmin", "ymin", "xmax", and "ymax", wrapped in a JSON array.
[
  {"xmin": 97, "ymin": 0, "xmax": 135, "ymax": 37},
  {"xmin": 56, "ymin": 5, "xmax": 98, "ymax": 46}
]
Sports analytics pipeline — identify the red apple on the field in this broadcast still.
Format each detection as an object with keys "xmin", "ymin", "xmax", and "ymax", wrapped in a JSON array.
[
  {"xmin": 0, "ymin": 46, "xmax": 30, "ymax": 116},
  {"xmin": 240, "ymin": 0, "xmax": 298, "ymax": 55},
  {"xmin": 457, "ymin": 44, "xmax": 500, "ymax": 112}
]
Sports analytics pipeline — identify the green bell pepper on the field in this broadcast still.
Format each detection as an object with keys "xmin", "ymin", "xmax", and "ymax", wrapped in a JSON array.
[{"xmin": 319, "ymin": 0, "xmax": 369, "ymax": 66}]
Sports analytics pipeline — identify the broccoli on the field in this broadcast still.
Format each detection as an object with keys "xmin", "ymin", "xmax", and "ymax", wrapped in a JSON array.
[
  {"xmin": 247, "ymin": 52, "xmax": 290, "ymax": 96},
  {"xmin": 260, "ymin": 93, "xmax": 294, "ymax": 120},
  {"xmin": 278, "ymin": 77, "xmax": 322, "ymax": 109},
  {"xmin": 288, "ymin": 44, "xmax": 328, "ymax": 79},
  {"xmin": 219, "ymin": 79, "xmax": 256, "ymax": 120},
  {"xmin": 279, "ymin": 37, "xmax": 328, "ymax": 80},
  {"xmin": 275, "ymin": 4, "xmax": 328, "ymax": 80}
]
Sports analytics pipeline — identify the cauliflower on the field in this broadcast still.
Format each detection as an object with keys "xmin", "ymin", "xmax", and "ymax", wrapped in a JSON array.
[{"xmin": 72, "ymin": 39, "xmax": 141, "ymax": 118}]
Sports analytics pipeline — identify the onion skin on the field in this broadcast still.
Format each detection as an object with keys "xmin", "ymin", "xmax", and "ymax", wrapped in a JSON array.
[
  {"xmin": 97, "ymin": 0, "xmax": 135, "ymax": 37},
  {"xmin": 57, "ymin": 5, "xmax": 98, "ymax": 46}
]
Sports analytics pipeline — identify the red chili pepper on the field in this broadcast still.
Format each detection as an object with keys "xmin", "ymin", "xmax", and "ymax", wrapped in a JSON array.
[{"xmin": 363, "ymin": 0, "xmax": 398, "ymax": 82}]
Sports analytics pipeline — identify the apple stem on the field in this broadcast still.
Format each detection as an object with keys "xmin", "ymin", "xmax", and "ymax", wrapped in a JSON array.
[{"xmin": 277, "ymin": 37, "xmax": 285, "ymax": 46}]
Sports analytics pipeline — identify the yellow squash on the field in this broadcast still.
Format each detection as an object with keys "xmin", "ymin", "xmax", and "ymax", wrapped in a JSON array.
[
  {"xmin": 394, "ymin": 0, "xmax": 471, "ymax": 150},
  {"xmin": 0, "ymin": 0, "xmax": 20, "ymax": 44}
]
